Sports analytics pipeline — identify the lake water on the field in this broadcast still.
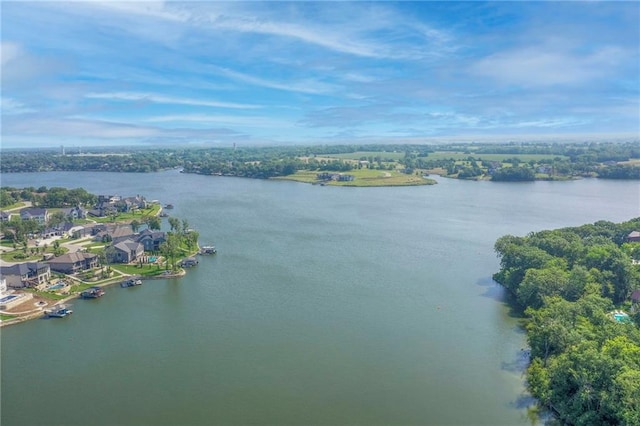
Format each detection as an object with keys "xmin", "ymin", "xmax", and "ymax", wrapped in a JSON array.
[{"xmin": 1, "ymin": 171, "xmax": 638, "ymax": 425}]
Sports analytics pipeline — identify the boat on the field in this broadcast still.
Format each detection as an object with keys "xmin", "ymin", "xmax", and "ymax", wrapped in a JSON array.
[
  {"xmin": 164, "ymin": 204, "xmax": 174, "ymax": 209},
  {"xmin": 45, "ymin": 305, "xmax": 73, "ymax": 318},
  {"xmin": 180, "ymin": 257, "xmax": 198, "ymax": 267},
  {"xmin": 121, "ymin": 278, "xmax": 143, "ymax": 288},
  {"xmin": 80, "ymin": 287, "xmax": 105, "ymax": 299},
  {"xmin": 199, "ymin": 245, "xmax": 217, "ymax": 255}
]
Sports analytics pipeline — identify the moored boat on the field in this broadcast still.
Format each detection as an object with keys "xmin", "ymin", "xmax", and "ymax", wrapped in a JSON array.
[
  {"xmin": 121, "ymin": 278, "xmax": 143, "ymax": 288},
  {"xmin": 44, "ymin": 304, "xmax": 73, "ymax": 318},
  {"xmin": 80, "ymin": 287, "xmax": 105, "ymax": 299},
  {"xmin": 199, "ymin": 245, "xmax": 217, "ymax": 255}
]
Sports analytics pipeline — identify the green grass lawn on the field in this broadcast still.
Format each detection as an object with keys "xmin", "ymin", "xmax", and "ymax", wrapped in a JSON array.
[
  {"xmin": 111, "ymin": 263, "xmax": 169, "ymax": 277},
  {"xmin": 1, "ymin": 314, "xmax": 17, "ymax": 320},
  {"xmin": 273, "ymin": 169, "xmax": 436, "ymax": 187},
  {"xmin": 0, "ymin": 239, "xmax": 17, "ymax": 248},
  {"xmin": 93, "ymin": 204, "xmax": 162, "ymax": 223},
  {"xmin": 0, "ymin": 201, "xmax": 27, "ymax": 211},
  {"xmin": 320, "ymin": 151, "xmax": 406, "ymax": 161},
  {"xmin": 0, "ymin": 246, "xmax": 69, "ymax": 262}
]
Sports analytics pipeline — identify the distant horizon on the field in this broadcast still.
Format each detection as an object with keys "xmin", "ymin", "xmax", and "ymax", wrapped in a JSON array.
[
  {"xmin": 2, "ymin": 2, "xmax": 638, "ymax": 148},
  {"xmin": 1, "ymin": 132, "xmax": 638, "ymax": 152}
]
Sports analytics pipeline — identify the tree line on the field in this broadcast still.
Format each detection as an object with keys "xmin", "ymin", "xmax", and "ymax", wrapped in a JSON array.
[
  {"xmin": 494, "ymin": 219, "xmax": 640, "ymax": 425},
  {"xmin": 1, "ymin": 142, "xmax": 638, "ymax": 181}
]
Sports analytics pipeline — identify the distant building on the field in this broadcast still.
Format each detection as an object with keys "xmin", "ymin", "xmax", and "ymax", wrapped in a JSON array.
[{"xmin": 317, "ymin": 173, "xmax": 355, "ymax": 182}]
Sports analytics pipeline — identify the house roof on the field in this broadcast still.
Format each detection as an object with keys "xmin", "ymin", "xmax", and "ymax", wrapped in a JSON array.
[
  {"xmin": 48, "ymin": 252, "xmax": 97, "ymax": 264},
  {"xmin": 1, "ymin": 262, "xmax": 49, "ymax": 276},
  {"xmin": 20, "ymin": 207, "xmax": 48, "ymax": 215},
  {"xmin": 114, "ymin": 239, "xmax": 144, "ymax": 253},
  {"xmin": 628, "ymin": 231, "xmax": 640, "ymax": 238},
  {"xmin": 137, "ymin": 229, "xmax": 166, "ymax": 240},
  {"xmin": 632, "ymin": 290, "xmax": 640, "ymax": 301}
]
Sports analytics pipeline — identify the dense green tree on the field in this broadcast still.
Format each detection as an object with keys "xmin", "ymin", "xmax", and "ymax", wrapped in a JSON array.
[{"xmin": 495, "ymin": 218, "xmax": 640, "ymax": 424}]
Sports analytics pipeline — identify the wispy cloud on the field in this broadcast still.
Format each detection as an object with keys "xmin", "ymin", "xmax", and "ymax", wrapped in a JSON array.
[
  {"xmin": 146, "ymin": 114, "xmax": 294, "ymax": 129},
  {"xmin": 1, "ymin": 97, "xmax": 36, "ymax": 115},
  {"xmin": 1, "ymin": 1, "xmax": 637, "ymax": 148},
  {"xmin": 85, "ymin": 92, "xmax": 260, "ymax": 109},
  {"xmin": 471, "ymin": 45, "xmax": 628, "ymax": 87},
  {"xmin": 210, "ymin": 66, "xmax": 337, "ymax": 95}
]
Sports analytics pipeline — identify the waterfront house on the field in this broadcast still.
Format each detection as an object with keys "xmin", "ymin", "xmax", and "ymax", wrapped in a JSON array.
[
  {"xmin": 110, "ymin": 239, "xmax": 144, "ymax": 263},
  {"xmin": 20, "ymin": 207, "xmax": 50, "ymax": 225},
  {"xmin": 121, "ymin": 195, "xmax": 148, "ymax": 212},
  {"xmin": 47, "ymin": 252, "xmax": 99, "ymax": 274},
  {"xmin": 89, "ymin": 195, "xmax": 120, "ymax": 217},
  {"xmin": 60, "ymin": 206, "xmax": 87, "ymax": 220},
  {"xmin": 136, "ymin": 229, "xmax": 166, "ymax": 252},
  {"xmin": 0, "ymin": 262, "xmax": 51, "ymax": 288}
]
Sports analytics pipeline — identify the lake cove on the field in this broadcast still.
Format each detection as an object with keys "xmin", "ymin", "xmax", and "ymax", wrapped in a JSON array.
[{"xmin": 1, "ymin": 171, "xmax": 638, "ymax": 426}]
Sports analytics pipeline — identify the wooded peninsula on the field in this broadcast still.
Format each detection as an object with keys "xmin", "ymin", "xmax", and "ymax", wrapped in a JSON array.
[
  {"xmin": 494, "ymin": 219, "xmax": 640, "ymax": 425},
  {"xmin": 1, "ymin": 141, "xmax": 639, "ymax": 186}
]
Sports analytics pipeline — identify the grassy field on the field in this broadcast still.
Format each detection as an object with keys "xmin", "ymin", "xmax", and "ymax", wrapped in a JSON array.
[
  {"xmin": 0, "ymin": 246, "xmax": 69, "ymax": 262},
  {"xmin": 1, "ymin": 201, "xmax": 27, "ymax": 210},
  {"xmin": 617, "ymin": 158, "xmax": 640, "ymax": 165},
  {"xmin": 93, "ymin": 204, "xmax": 162, "ymax": 223},
  {"xmin": 273, "ymin": 169, "xmax": 436, "ymax": 187},
  {"xmin": 111, "ymin": 263, "xmax": 169, "ymax": 277},
  {"xmin": 321, "ymin": 151, "xmax": 406, "ymax": 161}
]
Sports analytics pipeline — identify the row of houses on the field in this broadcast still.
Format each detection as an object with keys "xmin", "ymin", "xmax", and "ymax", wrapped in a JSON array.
[
  {"xmin": 88, "ymin": 195, "xmax": 148, "ymax": 217},
  {"xmin": 0, "ymin": 206, "xmax": 88, "ymax": 224},
  {"xmin": 0, "ymin": 194, "xmax": 150, "ymax": 225},
  {"xmin": 0, "ymin": 228, "xmax": 167, "ymax": 289}
]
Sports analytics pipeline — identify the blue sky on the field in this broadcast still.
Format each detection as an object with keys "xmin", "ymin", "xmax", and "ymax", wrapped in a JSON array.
[{"xmin": 2, "ymin": 1, "xmax": 639, "ymax": 148}]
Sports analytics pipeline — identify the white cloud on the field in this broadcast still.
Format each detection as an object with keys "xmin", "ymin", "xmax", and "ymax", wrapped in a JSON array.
[
  {"xmin": 471, "ymin": 45, "xmax": 627, "ymax": 87},
  {"xmin": 1, "ymin": 42, "xmax": 21, "ymax": 67},
  {"xmin": 1, "ymin": 97, "xmax": 35, "ymax": 115}
]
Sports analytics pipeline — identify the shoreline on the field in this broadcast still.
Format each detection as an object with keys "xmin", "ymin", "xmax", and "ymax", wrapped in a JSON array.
[{"xmin": 0, "ymin": 269, "xmax": 187, "ymax": 328}]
